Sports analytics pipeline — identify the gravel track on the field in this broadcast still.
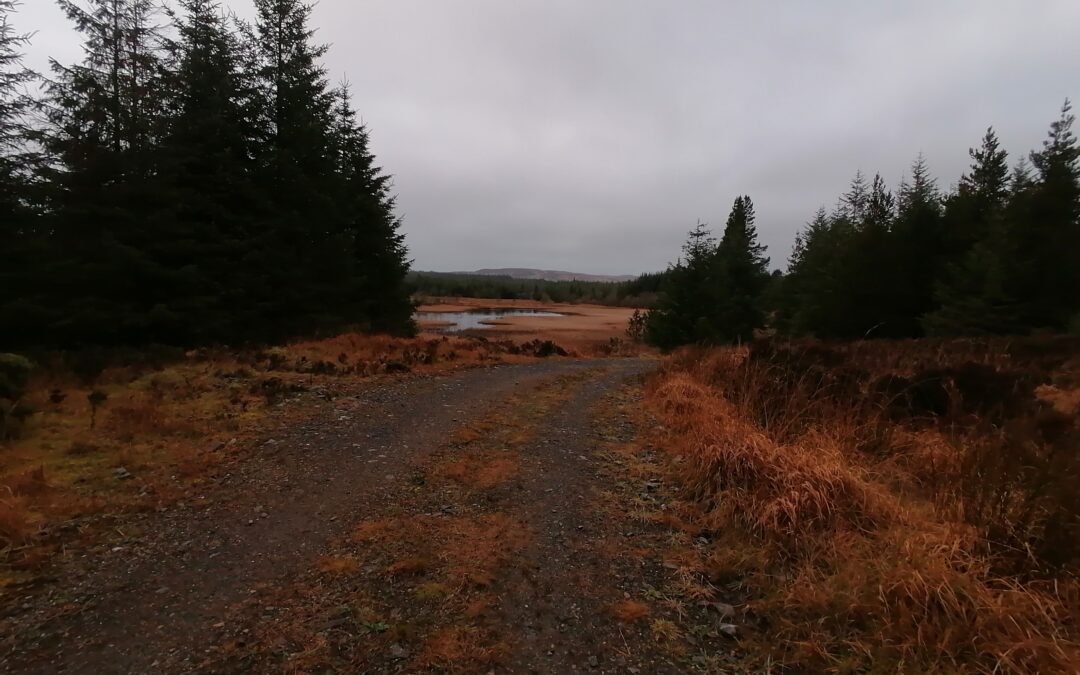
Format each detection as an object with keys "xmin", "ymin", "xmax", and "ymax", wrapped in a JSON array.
[{"xmin": 2, "ymin": 359, "xmax": 662, "ymax": 674}]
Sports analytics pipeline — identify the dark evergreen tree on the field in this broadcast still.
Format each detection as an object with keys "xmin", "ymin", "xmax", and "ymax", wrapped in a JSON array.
[
  {"xmin": 0, "ymin": 0, "xmax": 38, "ymax": 341},
  {"xmin": 646, "ymin": 197, "xmax": 770, "ymax": 349},
  {"xmin": 645, "ymin": 221, "xmax": 720, "ymax": 348},
  {"xmin": 0, "ymin": 1, "xmax": 31, "ymax": 177},
  {"xmin": 958, "ymin": 128, "xmax": 1010, "ymax": 240},
  {"xmin": 890, "ymin": 154, "xmax": 944, "ymax": 336},
  {"xmin": 152, "ymin": 0, "xmax": 263, "ymax": 342},
  {"xmin": 247, "ymin": 0, "xmax": 346, "ymax": 338},
  {"xmin": 841, "ymin": 169, "xmax": 869, "ymax": 222},
  {"xmin": 713, "ymin": 195, "xmax": 770, "ymax": 341},
  {"xmin": 0, "ymin": 0, "xmax": 33, "ymax": 224},
  {"xmin": 841, "ymin": 173, "xmax": 903, "ymax": 337},
  {"xmin": 784, "ymin": 207, "xmax": 832, "ymax": 334},
  {"xmin": 20, "ymin": 0, "xmax": 170, "ymax": 346},
  {"xmin": 329, "ymin": 83, "xmax": 413, "ymax": 333},
  {"xmin": 925, "ymin": 128, "xmax": 1014, "ymax": 335},
  {"xmin": 1013, "ymin": 100, "xmax": 1080, "ymax": 330}
]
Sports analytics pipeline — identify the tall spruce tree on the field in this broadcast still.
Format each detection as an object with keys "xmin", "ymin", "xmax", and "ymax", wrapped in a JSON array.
[
  {"xmin": 841, "ymin": 173, "xmax": 902, "ymax": 337},
  {"xmin": 842, "ymin": 169, "xmax": 869, "ymax": 222},
  {"xmin": 1016, "ymin": 100, "xmax": 1080, "ymax": 330},
  {"xmin": 925, "ymin": 128, "xmax": 1014, "ymax": 335},
  {"xmin": 0, "ymin": 0, "xmax": 38, "ymax": 345},
  {"xmin": 786, "ymin": 207, "xmax": 837, "ymax": 335},
  {"xmin": 249, "ymin": 0, "xmax": 346, "ymax": 338},
  {"xmin": 646, "ymin": 197, "xmax": 770, "ymax": 348},
  {"xmin": 0, "ymin": 0, "xmax": 33, "ymax": 225},
  {"xmin": 786, "ymin": 171, "xmax": 893, "ymax": 338},
  {"xmin": 151, "ymin": 0, "xmax": 263, "ymax": 342},
  {"xmin": 891, "ymin": 154, "xmax": 944, "ymax": 336},
  {"xmin": 645, "ymin": 221, "xmax": 720, "ymax": 348},
  {"xmin": 30, "ymin": 0, "xmax": 170, "ymax": 345},
  {"xmin": 0, "ymin": 0, "xmax": 30, "ymax": 176},
  {"xmin": 713, "ymin": 195, "xmax": 770, "ymax": 341},
  {"xmin": 330, "ymin": 83, "xmax": 413, "ymax": 333}
]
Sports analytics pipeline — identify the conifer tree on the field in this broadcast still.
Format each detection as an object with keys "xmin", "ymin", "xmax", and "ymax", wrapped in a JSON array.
[
  {"xmin": 713, "ymin": 195, "xmax": 770, "ymax": 341},
  {"xmin": 0, "ymin": 0, "xmax": 32, "ymax": 227},
  {"xmin": 843, "ymin": 173, "xmax": 903, "ymax": 337},
  {"xmin": 34, "ymin": 0, "xmax": 170, "ymax": 345},
  {"xmin": 891, "ymin": 154, "xmax": 944, "ymax": 336},
  {"xmin": 1016, "ymin": 100, "xmax": 1080, "ymax": 329},
  {"xmin": 646, "ymin": 197, "xmax": 770, "ymax": 348},
  {"xmin": 842, "ymin": 169, "xmax": 869, "ymax": 222},
  {"xmin": 0, "ymin": 0, "xmax": 30, "ymax": 172},
  {"xmin": 0, "ymin": 0, "xmax": 38, "ymax": 343},
  {"xmin": 153, "ymin": 0, "xmax": 262, "ymax": 341},
  {"xmin": 329, "ymin": 83, "xmax": 414, "ymax": 333},
  {"xmin": 964, "ymin": 128, "xmax": 1010, "ymax": 209},
  {"xmin": 645, "ymin": 221, "xmax": 719, "ymax": 348},
  {"xmin": 248, "ymin": 0, "xmax": 344, "ymax": 338},
  {"xmin": 785, "ymin": 207, "xmax": 833, "ymax": 334},
  {"xmin": 926, "ymin": 129, "xmax": 1013, "ymax": 335}
]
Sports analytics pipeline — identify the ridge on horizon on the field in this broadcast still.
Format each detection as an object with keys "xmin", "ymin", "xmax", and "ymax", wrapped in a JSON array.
[{"xmin": 437, "ymin": 268, "xmax": 638, "ymax": 283}]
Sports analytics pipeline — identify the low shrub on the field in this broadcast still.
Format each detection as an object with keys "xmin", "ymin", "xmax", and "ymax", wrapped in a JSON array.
[{"xmin": 0, "ymin": 353, "xmax": 34, "ymax": 440}]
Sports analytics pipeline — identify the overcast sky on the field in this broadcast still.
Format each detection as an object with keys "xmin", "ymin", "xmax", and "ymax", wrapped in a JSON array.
[{"xmin": 14, "ymin": 1, "xmax": 1080, "ymax": 275}]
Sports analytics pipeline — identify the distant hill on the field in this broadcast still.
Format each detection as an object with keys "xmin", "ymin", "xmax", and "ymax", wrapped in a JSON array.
[{"xmin": 458, "ymin": 268, "xmax": 636, "ymax": 283}]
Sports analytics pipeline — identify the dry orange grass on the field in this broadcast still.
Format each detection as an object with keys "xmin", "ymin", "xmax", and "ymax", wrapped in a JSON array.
[
  {"xmin": 417, "ymin": 625, "xmax": 508, "ymax": 671},
  {"xmin": 646, "ymin": 339, "xmax": 1080, "ymax": 673},
  {"xmin": 652, "ymin": 373, "xmax": 896, "ymax": 548},
  {"xmin": 1037, "ymin": 382, "xmax": 1080, "ymax": 416},
  {"xmin": 285, "ymin": 332, "xmax": 532, "ymax": 371},
  {"xmin": 0, "ymin": 495, "xmax": 35, "ymax": 550},
  {"xmin": 316, "ymin": 556, "xmax": 360, "ymax": 576},
  {"xmin": 441, "ymin": 513, "xmax": 530, "ymax": 588},
  {"xmin": 611, "ymin": 599, "xmax": 651, "ymax": 622},
  {"xmin": 350, "ymin": 518, "xmax": 397, "ymax": 544},
  {"xmin": 386, "ymin": 555, "xmax": 433, "ymax": 577},
  {"xmin": 434, "ymin": 452, "xmax": 519, "ymax": 491},
  {"xmin": 349, "ymin": 513, "xmax": 530, "ymax": 590}
]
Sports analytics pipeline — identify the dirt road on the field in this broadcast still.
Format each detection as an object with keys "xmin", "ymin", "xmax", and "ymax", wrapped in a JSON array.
[{"xmin": 2, "ymin": 358, "xmax": 748, "ymax": 674}]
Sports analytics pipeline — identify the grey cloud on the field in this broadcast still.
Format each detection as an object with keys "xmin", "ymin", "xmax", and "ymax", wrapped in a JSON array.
[{"xmin": 17, "ymin": 0, "xmax": 1080, "ymax": 274}]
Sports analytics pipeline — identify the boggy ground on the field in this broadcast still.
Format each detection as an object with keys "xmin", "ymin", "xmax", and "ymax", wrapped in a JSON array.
[
  {"xmin": 1, "ymin": 357, "xmax": 749, "ymax": 674},
  {"xmin": 414, "ymin": 297, "xmax": 640, "ymax": 353}
]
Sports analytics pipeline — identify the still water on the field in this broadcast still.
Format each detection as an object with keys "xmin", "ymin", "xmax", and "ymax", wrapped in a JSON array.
[{"xmin": 414, "ymin": 308, "xmax": 563, "ymax": 332}]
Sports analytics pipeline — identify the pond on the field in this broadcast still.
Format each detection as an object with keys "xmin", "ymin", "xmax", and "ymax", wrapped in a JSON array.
[{"xmin": 414, "ymin": 308, "xmax": 564, "ymax": 332}]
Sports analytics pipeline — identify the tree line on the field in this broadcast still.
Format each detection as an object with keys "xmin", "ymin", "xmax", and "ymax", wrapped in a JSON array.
[
  {"xmin": 409, "ymin": 271, "xmax": 666, "ymax": 308},
  {"xmin": 0, "ymin": 0, "xmax": 413, "ymax": 351},
  {"xmin": 645, "ymin": 103, "xmax": 1080, "ymax": 349}
]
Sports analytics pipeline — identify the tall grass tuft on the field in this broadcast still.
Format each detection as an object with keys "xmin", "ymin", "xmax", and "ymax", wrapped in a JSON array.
[{"xmin": 647, "ymin": 337, "xmax": 1079, "ymax": 672}]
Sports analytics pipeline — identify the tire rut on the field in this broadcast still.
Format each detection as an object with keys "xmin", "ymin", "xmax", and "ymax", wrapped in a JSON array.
[{"xmin": 490, "ymin": 361, "xmax": 680, "ymax": 674}]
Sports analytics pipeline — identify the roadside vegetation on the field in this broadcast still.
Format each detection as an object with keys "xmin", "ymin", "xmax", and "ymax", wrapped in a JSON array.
[
  {"xmin": 645, "ymin": 337, "xmax": 1079, "ymax": 672},
  {"xmin": 631, "ymin": 104, "xmax": 1080, "ymax": 671}
]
